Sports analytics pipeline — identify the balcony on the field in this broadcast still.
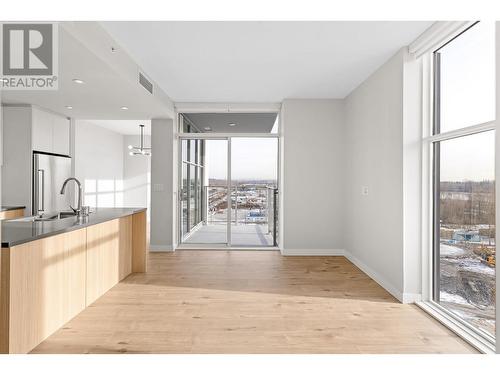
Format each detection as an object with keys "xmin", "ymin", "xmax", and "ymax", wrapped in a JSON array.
[
  {"xmin": 181, "ymin": 185, "xmax": 278, "ymax": 247},
  {"xmin": 183, "ymin": 223, "xmax": 273, "ymax": 246}
]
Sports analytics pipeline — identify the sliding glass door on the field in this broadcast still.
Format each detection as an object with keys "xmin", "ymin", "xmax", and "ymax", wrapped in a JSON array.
[
  {"xmin": 181, "ymin": 139, "xmax": 229, "ymax": 244},
  {"xmin": 430, "ymin": 22, "xmax": 496, "ymax": 340},
  {"xmin": 179, "ymin": 135, "xmax": 279, "ymax": 248},
  {"xmin": 230, "ymin": 137, "xmax": 278, "ymax": 247}
]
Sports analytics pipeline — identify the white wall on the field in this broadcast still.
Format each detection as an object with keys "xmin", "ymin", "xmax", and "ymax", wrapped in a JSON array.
[
  {"xmin": 402, "ymin": 52, "xmax": 423, "ymax": 301},
  {"xmin": 281, "ymin": 99, "xmax": 345, "ymax": 254},
  {"xmin": 75, "ymin": 121, "xmax": 151, "ymax": 212},
  {"xmin": 343, "ymin": 48, "xmax": 406, "ymax": 300},
  {"xmin": 123, "ymin": 135, "xmax": 151, "ymax": 220},
  {"xmin": 74, "ymin": 120, "xmax": 125, "ymax": 208},
  {"xmin": 0, "ymin": 93, "xmax": 2, "ymax": 209},
  {"xmin": 278, "ymin": 52, "xmax": 421, "ymax": 302}
]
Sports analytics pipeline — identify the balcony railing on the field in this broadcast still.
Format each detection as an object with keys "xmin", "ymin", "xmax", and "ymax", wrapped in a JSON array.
[{"xmin": 203, "ymin": 184, "xmax": 278, "ymax": 246}]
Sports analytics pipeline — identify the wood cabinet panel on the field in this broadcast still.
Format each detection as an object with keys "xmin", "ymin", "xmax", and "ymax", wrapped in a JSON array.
[
  {"xmin": 86, "ymin": 219, "xmax": 120, "ymax": 306},
  {"xmin": 4, "ymin": 228, "xmax": 86, "ymax": 354},
  {"xmin": 119, "ymin": 215, "xmax": 133, "ymax": 280},
  {"xmin": 86, "ymin": 217, "xmax": 134, "ymax": 305},
  {"xmin": 0, "ymin": 209, "xmax": 25, "ymax": 220},
  {"xmin": 0, "ymin": 248, "xmax": 11, "ymax": 353},
  {"xmin": 132, "ymin": 211, "xmax": 147, "ymax": 273}
]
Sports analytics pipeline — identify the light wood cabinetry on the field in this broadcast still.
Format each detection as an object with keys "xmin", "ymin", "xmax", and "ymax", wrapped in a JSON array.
[
  {"xmin": 0, "ymin": 211, "xmax": 146, "ymax": 354},
  {"xmin": 132, "ymin": 210, "xmax": 147, "ymax": 273},
  {"xmin": 119, "ymin": 215, "xmax": 133, "ymax": 279},
  {"xmin": 86, "ymin": 217, "xmax": 133, "ymax": 305},
  {"xmin": 0, "ymin": 228, "xmax": 86, "ymax": 354},
  {"xmin": 0, "ymin": 209, "xmax": 25, "ymax": 220},
  {"xmin": 86, "ymin": 219, "xmax": 119, "ymax": 305}
]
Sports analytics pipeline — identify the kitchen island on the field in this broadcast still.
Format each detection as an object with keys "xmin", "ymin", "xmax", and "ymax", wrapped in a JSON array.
[{"xmin": 0, "ymin": 208, "xmax": 147, "ymax": 354}]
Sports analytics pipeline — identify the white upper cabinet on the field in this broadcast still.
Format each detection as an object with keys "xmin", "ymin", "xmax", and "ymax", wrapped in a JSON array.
[
  {"xmin": 52, "ymin": 115, "xmax": 71, "ymax": 156},
  {"xmin": 32, "ymin": 108, "xmax": 53, "ymax": 153},
  {"xmin": 32, "ymin": 107, "xmax": 70, "ymax": 155}
]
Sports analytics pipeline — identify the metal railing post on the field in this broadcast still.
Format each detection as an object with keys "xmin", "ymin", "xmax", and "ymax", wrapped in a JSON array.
[
  {"xmin": 273, "ymin": 188, "xmax": 278, "ymax": 247},
  {"xmin": 234, "ymin": 185, "xmax": 238, "ymax": 226},
  {"xmin": 203, "ymin": 186, "xmax": 208, "ymax": 224}
]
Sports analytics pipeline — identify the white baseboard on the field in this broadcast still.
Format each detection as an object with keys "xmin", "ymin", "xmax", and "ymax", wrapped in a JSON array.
[
  {"xmin": 149, "ymin": 245, "xmax": 174, "ymax": 252},
  {"xmin": 281, "ymin": 248, "xmax": 345, "ymax": 256},
  {"xmin": 402, "ymin": 293, "xmax": 422, "ymax": 304},
  {"xmin": 344, "ymin": 251, "xmax": 404, "ymax": 303}
]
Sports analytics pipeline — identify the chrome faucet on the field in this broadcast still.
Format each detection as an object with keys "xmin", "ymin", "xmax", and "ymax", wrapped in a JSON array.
[{"xmin": 60, "ymin": 177, "xmax": 83, "ymax": 216}]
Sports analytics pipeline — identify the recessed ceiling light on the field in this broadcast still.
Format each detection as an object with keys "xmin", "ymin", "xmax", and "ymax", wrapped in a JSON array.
[
  {"xmin": 72, "ymin": 78, "xmax": 85, "ymax": 84},
  {"xmin": 228, "ymin": 122, "xmax": 236, "ymax": 127},
  {"xmin": 120, "ymin": 106, "xmax": 129, "ymax": 110},
  {"xmin": 65, "ymin": 106, "xmax": 73, "ymax": 110},
  {"xmin": 204, "ymin": 127, "xmax": 212, "ymax": 131}
]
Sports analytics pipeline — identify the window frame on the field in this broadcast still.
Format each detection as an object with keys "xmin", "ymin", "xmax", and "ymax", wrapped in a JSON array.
[
  {"xmin": 180, "ymin": 138, "xmax": 206, "ymax": 238},
  {"xmin": 176, "ymin": 110, "xmax": 282, "ymax": 249},
  {"xmin": 421, "ymin": 21, "xmax": 497, "ymax": 352}
]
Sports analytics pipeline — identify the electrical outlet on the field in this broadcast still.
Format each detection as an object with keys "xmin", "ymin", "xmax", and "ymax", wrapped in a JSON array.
[{"xmin": 361, "ymin": 186, "xmax": 369, "ymax": 196}]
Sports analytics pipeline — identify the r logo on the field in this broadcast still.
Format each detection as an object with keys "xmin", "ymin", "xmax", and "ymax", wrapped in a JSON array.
[{"xmin": 2, "ymin": 23, "xmax": 53, "ymax": 76}]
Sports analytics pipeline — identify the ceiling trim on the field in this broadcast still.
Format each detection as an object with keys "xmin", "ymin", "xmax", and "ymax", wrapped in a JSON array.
[
  {"xmin": 408, "ymin": 21, "xmax": 474, "ymax": 58},
  {"xmin": 175, "ymin": 102, "xmax": 281, "ymax": 113}
]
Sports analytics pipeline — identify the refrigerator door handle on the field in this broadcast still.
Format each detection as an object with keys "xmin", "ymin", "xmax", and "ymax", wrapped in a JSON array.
[{"xmin": 39, "ymin": 169, "xmax": 45, "ymax": 212}]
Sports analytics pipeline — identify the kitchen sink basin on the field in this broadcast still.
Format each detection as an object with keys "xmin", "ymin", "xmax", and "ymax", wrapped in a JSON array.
[{"xmin": 8, "ymin": 211, "xmax": 79, "ymax": 222}]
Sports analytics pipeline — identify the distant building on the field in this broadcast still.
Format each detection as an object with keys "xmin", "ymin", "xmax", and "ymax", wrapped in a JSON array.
[
  {"xmin": 246, "ymin": 211, "xmax": 267, "ymax": 223},
  {"xmin": 452, "ymin": 230, "xmax": 481, "ymax": 242}
]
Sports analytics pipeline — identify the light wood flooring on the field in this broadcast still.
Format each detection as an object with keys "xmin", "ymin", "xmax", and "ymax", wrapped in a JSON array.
[{"xmin": 31, "ymin": 251, "xmax": 477, "ymax": 354}]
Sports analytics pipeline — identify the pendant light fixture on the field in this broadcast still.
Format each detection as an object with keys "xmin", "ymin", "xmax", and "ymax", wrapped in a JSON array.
[{"xmin": 128, "ymin": 124, "xmax": 151, "ymax": 156}]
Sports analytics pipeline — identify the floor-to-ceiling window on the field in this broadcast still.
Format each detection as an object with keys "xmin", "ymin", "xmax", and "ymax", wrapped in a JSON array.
[
  {"xmin": 178, "ymin": 112, "xmax": 280, "ymax": 248},
  {"xmin": 430, "ymin": 22, "xmax": 496, "ymax": 342},
  {"xmin": 180, "ymin": 137, "xmax": 205, "ymax": 239}
]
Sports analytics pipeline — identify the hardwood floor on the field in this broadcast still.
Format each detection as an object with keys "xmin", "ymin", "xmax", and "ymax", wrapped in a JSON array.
[{"xmin": 31, "ymin": 251, "xmax": 477, "ymax": 354}]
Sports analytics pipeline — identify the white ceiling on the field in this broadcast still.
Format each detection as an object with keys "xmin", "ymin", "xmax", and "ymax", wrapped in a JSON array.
[
  {"xmin": 101, "ymin": 21, "xmax": 433, "ymax": 102},
  {"xmin": 2, "ymin": 25, "xmax": 172, "ymax": 120},
  {"xmin": 184, "ymin": 113, "xmax": 277, "ymax": 133},
  {"xmin": 86, "ymin": 119, "xmax": 151, "ymax": 135}
]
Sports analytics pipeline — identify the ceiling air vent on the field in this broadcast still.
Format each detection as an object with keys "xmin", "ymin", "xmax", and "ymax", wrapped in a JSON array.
[{"xmin": 139, "ymin": 72, "xmax": 154, "ymax": 94}]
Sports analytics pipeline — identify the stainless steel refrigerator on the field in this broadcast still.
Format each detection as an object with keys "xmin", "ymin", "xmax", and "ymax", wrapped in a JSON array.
[{"xmin": 32, "ymin": 152, "xmax": 72, "ymax": 216}]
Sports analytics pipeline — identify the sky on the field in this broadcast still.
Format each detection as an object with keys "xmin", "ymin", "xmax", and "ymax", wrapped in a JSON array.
[
  {"xmin": 438, "ymin": 21, "xmax": 495, "ymax": 182},
  {"xmin": 440, "ymin": 130, "xmax": 495, "ymax": 182},
  {"xmin": 205, "ymin": 138, "xmax": 278, "ymax": 180}
]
